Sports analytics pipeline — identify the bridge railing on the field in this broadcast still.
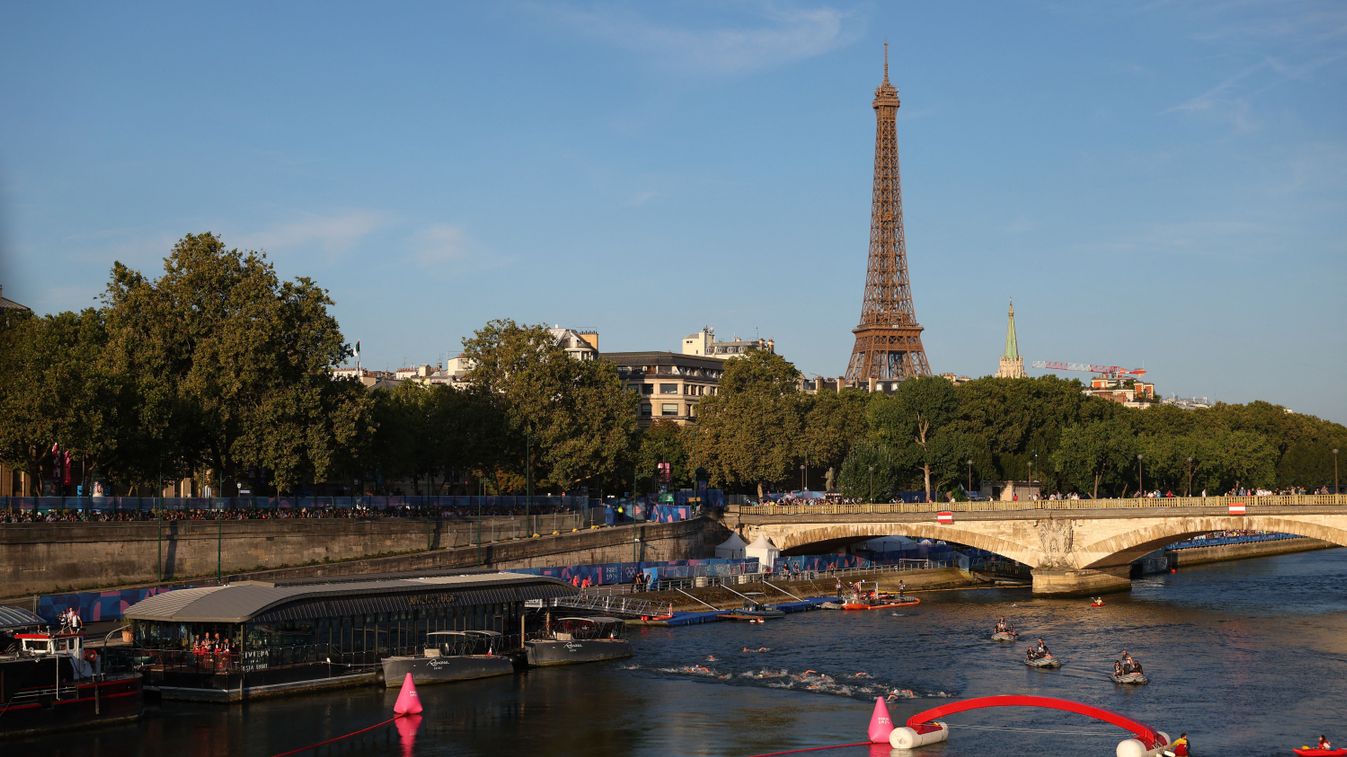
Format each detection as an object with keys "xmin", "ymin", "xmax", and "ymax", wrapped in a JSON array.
[{"xmin": 727, "ymin": 493, "xmax": 1347, "ymax": 518}]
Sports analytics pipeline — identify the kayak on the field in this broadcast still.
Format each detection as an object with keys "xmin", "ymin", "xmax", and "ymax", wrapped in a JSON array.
[
  {"xmin": 1110, "ymin": 671, "xmax": 1148, "ymax": 685},
  {"xmin": 991, "ymin": 631, "xmax": 1018, "ymax": 642},
  {"xmin": 1293, "ymin": 749, "xmax": 1347, "ymax": 756},
  {"xmin": 1024, "ymin": 656, "xmax": 1061, "ymax": 669}
]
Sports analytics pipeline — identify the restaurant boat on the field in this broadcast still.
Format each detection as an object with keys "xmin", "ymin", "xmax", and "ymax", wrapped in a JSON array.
[
  {"xmin": 380, "ymin": 630, "xmax": 514, "ymax": 687},
  {"xmin": 525, "ymin": 617, "xmax": 632, "ymax": 667},
  {"xmin": 122, "ymin": 572, "xmax": 573, "ymax": 702},
  {"xmin": 0, "ymin": 606, "xmax": 142, "ymax": 739}
]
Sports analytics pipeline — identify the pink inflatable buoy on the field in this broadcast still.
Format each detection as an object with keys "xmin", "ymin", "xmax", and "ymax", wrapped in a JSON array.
[{"xmin": 867, "ymin": 696, "xmax": 894, "ymax": 743}]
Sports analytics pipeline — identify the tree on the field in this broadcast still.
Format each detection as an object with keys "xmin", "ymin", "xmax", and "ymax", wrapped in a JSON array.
[
  {"xmin": 1051, "ymin": 419, "xmax": 1137, "ymax": 498},
  {"xmin": 0, "ymin": 309, "xmax": 123, "ymax": 494},
  {"xmin": 636, "ymin": 420, "xmax": 691, "ymax": 491},
  {"xmin": 799, "ymin": 389, "xmax": 870, "ymax": 490},
  {"xmin": 868, "ymin": 377, "xmax": 959, "ymax": 501},
  {"xmin": 689, "ymin": 351, "xmax": 803, "ymax": 497},
  {"xmin": 102, "ymin": 233, "xmax": 363, "ymax": 494},
  {"xmin": 838, "ymin": 440, "xmax": 904, "ymax": 502},
  {"xmin": 462, "ymin": 320, "xmax": 636, "ymax": 492}
]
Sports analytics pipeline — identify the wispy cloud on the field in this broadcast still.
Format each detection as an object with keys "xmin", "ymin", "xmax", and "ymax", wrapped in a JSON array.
[
  {"xmin": 412, "ymin": 224, "xmax": 471, "ymax": 266},
  {"xmin": 538, "ymin": 2, "xmax": 855, "ymax": 75},
  {"xmin": 238, "ymin": 209, "xmax": 390, "ymax": 258},
  {"xmin": 624, "ymin": 189, "xmax": 659, "ymax": 207}
]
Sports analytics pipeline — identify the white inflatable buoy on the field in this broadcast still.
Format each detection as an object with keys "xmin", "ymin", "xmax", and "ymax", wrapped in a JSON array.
[
  {"xmin": 889, "ymin": 722, "xmax": 949, "ymax": 749},
  {"xmin": 1116, "ymin": 731, "xmax": 1172, "ymax": 757}
]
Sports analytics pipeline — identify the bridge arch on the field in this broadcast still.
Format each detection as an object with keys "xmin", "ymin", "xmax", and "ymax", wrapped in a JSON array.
[
  {"xmin": 1077, "ymin": 515, "xmax": 1347, "ymax": 569},
  {"xmin": 906, "ymin": 694, "xmax": 1164, "ymax": 748},
  {"xmin": 745, "ymin": 522, "xmax": 1036, "ymax": 567}
]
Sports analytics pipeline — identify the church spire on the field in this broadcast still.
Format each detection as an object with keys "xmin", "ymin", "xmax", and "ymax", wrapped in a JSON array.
[
  {"xmin": 997, "ymin": 300, "xmax": 1026, "ymax": 379},
  {"xmin": 1003, "ymin": 300, "xmax": 1019, "ymax": 360}
]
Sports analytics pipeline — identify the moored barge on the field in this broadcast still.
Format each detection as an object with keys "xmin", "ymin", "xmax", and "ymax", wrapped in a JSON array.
[{"xmin": 122, "ymin": 572, "xmax": 573, "ymax": 702}]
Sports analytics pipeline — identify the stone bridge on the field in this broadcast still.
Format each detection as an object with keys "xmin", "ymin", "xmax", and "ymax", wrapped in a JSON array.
[{"xmin": 727, "ymin": 494, "xmax": 1347, "ymax": 595}]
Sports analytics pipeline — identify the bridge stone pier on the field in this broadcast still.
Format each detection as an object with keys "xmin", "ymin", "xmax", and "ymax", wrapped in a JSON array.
[{"xmin": 726, "ymin": 495, "xmax": 1347, "ymax": 595}]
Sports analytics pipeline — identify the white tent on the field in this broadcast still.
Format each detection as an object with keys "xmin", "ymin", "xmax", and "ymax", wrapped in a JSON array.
[
  {"xmin": 714, "ymin": 532, "xmax": 748, "ymax": 560},
  {"xmin": 745, "ymin": 534, "xmax": 780, "ymax": 571}
]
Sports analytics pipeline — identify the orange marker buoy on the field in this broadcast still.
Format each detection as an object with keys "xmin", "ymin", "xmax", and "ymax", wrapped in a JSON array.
[
  {"xmin": 867, "ymin": 696, "xmax": 894, "ymax": 743},
  {"xmin": 393, "ymin": 672, "xmax": 422, "ymax": 716}
]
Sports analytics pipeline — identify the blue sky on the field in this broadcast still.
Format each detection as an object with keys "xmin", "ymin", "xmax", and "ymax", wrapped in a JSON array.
[{"xmin": 3, "ymin": 1, "xmax": 1345, "ymax": 423}]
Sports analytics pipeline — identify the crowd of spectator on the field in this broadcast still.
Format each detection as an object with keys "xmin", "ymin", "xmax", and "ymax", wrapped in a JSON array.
[{"xmin": 0, "ymin": 502, "xmax": 579, "ymax": 524}]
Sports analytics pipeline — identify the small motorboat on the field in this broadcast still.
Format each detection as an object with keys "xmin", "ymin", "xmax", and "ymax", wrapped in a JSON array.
[
  {"xmin": 720, "ymin": 598, "xmax": 786, "ymax": 622},
  {"xmin": 1024, "ymin": 655, "xmax": 1061, "ymax": 669},
  {"xmin": 381, "ymin": 630, "xmax": 514, "ymax": 687},
  {"xmin": 1293, "ymin": 749, "xmax": 1347, "ymax": 756},
  {"xmin": 1110, "ymin": 671, "xmax": 1149, "ymax": 685},
  {"xmin": 1090, "ymin": 597, "xmax": 1105, "ymax": 607},
  {"xmin": 991, "ymin": 630, "xmax": 1018, "ymax": 642}
]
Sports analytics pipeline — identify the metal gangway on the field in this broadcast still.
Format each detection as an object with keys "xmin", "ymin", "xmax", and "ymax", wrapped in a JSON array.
[{"xmin": 525, "ymin": 592, "xmax": 673, "ymax": 618}]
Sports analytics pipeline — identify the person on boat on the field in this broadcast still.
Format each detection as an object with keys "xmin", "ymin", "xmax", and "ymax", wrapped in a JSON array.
[
  {"xmin": 1170, "ymin": 732, "xmax": 1189, "ymax": 756},
  {"xmin": 898, "ymin": 580, "xmax": 907, "ymax": 596},
  {"xmin": 1034, "ymin": 638, "xmax": 1050, "ymax": 658},
  {"xmin": 1114, "ymin": 660, "xmax": 1125, "ymax": 677},
  {"xmin": 1318, "ymin": 735, "xmax": 1333, "ymax": 749}
]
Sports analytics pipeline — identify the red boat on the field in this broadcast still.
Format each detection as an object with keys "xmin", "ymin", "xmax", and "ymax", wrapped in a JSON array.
[
  {"xmin": 840, "ymin": 583, "xmax": 921, "ymax": 611},
  {"xmin": 0, "ymin": 609, "xmax": 142, "ymax": 739},
  {"xmin": 1292, "ymin": 749, "xmax": 1347, "ymax": 756}
]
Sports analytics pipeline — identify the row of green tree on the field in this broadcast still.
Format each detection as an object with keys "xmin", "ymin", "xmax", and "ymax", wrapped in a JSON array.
[
  {"xmin": 2, "ymin": 233, "xmax": 1343, "ymax": 499},
  {"xmin": 687, "ymin": 351, "xmax": 1346, "ymax": 501}
]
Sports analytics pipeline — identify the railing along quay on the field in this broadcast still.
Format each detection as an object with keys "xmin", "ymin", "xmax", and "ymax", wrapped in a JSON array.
[{"xmin": 728, "ymin": 493, "xmax": 1347, "ymax": 518}]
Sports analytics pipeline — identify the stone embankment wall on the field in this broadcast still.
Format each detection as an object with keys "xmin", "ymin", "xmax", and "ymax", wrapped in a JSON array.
[
  {"xmin": 1171, "ymin": 536, "xmax": 1335, "ymax": 568},
  {"xmin": 0, "ymin": 516, "xmax": 726, "ymax": 596}
]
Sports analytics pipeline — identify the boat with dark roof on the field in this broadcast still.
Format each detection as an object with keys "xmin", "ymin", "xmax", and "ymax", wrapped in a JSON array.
[
  {"xmin": 0, "ymin": 606, "xmax": 142, "ymax": 739},
  {"xmin": 380, "ymin": 630, "xmax": 514, "ymax": 687},
  {"xmin": 525, "ymin": 617, "xmax": 632, "ymax": 667}
]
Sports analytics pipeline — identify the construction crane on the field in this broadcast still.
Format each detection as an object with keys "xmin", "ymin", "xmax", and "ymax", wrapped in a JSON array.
[{"xmin": 1031, "ymin": 360, "xmax": 1147, "ymax": 380}]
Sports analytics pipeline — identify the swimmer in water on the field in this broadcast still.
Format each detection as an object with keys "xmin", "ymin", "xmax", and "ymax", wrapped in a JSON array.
[{"xmin": 706, "ymin": 654, "xmax": 717, "ymax": 662}]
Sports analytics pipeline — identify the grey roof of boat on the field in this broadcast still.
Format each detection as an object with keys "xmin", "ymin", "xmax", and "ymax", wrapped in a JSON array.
[
  {"xmin": 0, "ymin": 605, "xmax": 46, "ymax": 630},
  {"xmin": 124, "ymin": 572, "xmax": 569, "ymax": 624}
]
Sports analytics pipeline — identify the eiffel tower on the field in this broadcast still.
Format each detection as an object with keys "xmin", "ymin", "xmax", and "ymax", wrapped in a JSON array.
[{"xmin": 844, "ymin": 44, "xmax": 931, "ymax": 384}]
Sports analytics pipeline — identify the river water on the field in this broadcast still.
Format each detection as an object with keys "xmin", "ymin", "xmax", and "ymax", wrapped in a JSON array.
[{"xmin": 26, "ymin": 548, "xmax": 1347, "ymax": 757}]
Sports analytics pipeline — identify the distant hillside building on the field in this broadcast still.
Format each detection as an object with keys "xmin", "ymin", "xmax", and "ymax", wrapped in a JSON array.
[
  {"xmin": 602, "ymin": 352, "xmax": 725, "ymax": 425},
  {"xmin": 681, "ymin": 327, "xmax": 773, "ymax": 360},
  {"xmin": 996, "ymin": 301, "xmax": 1026, "ymax": 379},
  {"xmin": 1086, "ymin": 376, "xmax": 1157, "ymax": 408}
]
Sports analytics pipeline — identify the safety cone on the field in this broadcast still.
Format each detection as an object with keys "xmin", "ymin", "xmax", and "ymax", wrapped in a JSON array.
[
  {"xmin": 393, "ymin": 672, "xmax": 423, "ymax": 716},
  {"xmin": 867, "ymin": 696, "xmax": 893, "ymax": 743}
]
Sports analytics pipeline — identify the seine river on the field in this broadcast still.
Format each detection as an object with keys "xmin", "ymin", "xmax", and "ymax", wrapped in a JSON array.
[{"xmin": 28, "ymin": 548, "xmax": 1347, "ymax": 757}]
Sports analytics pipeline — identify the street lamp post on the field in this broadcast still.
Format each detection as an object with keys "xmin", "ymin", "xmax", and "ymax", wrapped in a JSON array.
[
  {"xmin": 1186, "ymin": 457, "xmax": 1194, "ymax": 497},
  {"xmin": 1137, "ymin": 454, "xmax": 1144, "ymax": 496},
  {"xmin": 967, "ymin": 459, "xmax": 973, "ymax": 495},
  {"xmin": 1334, "ymin": 448, "xmax": 1340, "ymax": 494},
  {"xmin": 868, "ymin": 465, "xmax": 875, "ymax": 503}
]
